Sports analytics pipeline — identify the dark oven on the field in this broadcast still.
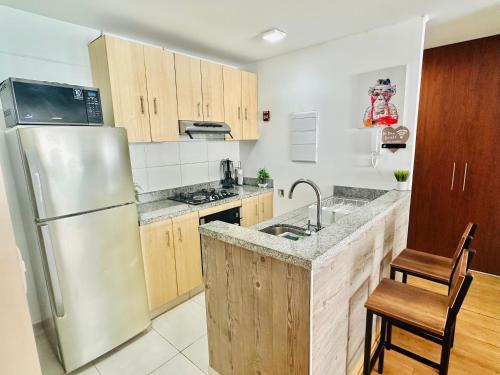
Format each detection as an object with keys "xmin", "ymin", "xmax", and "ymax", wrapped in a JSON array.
[{"xmin": 199, "ymin": 206, "xmax": 241, "ymax": 226}]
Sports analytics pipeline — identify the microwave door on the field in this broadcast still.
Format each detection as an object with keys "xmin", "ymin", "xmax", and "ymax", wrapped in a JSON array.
[
  {"xmin": 13, "ymin": 80, "xmax": 89, "ymax": 125},
  {"xmin": 19, "ymin": 126, "xmax": 135, "ymax": 220}
]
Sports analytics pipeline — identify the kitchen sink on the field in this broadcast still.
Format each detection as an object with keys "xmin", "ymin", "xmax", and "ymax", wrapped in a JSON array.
[{"xmin": 260, "ymin": 224, "xmax": 310, "ymax": 241}]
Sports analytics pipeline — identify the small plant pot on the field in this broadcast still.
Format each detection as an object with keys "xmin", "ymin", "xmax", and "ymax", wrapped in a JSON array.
[{"xmin": 396, "ymin": 181, "xmax": 410, "ymax": 191}]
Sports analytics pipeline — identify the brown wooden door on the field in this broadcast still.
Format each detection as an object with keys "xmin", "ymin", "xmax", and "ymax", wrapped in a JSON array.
[{"xmin": 409, "ymin": 35, "xmax": 500, "ymax": 274}]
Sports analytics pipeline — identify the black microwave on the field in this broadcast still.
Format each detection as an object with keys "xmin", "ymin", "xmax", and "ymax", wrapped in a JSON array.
[{"xmin": 0, "ymin": 78, "xmax": 103, "ymax": 127}]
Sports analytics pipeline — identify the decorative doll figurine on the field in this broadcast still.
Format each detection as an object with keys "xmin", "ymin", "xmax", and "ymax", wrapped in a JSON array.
[{"xmin": 363, "ymin": 78, "xmax": 398, "ymax": 127}]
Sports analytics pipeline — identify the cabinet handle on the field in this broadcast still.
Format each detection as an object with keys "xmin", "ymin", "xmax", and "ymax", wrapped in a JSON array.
[
  {"xmin": 166, "ymin": 230, "xmax": 170, "ymax": 247},
  {"xmin": 153, "ymin": 98, "xmax": 158, "ymax": 115},
  {"xmin": 462, "ymin": 162, "xmax": 468, "ymax": 192},
  {"xmin": 255, "ymin": 203, "xmax": 258, "ymax": 216},
  {"xmin": 450, "ymin": 162, "xmax": 456, "ymax": 190},
  {"xmin": 245, "ymin": 108, "xmax": 248, "ymax": 120},
  {"xmin": 178, "ymin": 227, "xmax": 183, "ymax": 242},
  {"xmin": 238, "ymin": 107, "xmax": 241, "ymax": 120},
  {"xmin": 140, "ymin": 96, "xmax": 145, "ymax": 114},
  {"xmin": 261, "ymin": 202, "xmax": 264, "ymax": 214},
  {"xmin": 197, "ymin": 102, "xmax": 201, "ymax": 117},
  {"xmin": 206, "ymin": 103, "xmax": 210, "ymax": 118}
]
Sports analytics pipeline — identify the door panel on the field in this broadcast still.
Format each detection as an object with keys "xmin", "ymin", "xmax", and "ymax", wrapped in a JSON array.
[
  {"xmin": 172, "ymin": 212, "xmax": 202, "ymax": 295},
  {"xmin": 241, "ymin": 196, "xmax": 260, "ymax": 227},
  {"xmin": 409, "ymin": 35, "xmax": 500, "ymax": 274},
  {"xmin": 201, "ymin": 60, "xmax": 225, "ymax": 122},
  {"xmin": 140, "ymin": 219, "xmax": 178, "ymax": 311},
  {"xmin": 223, "ymin": 66, "xmax": 242, "ymax": 139},
  {"xmin": 144, "ymin": 46, "xmax": 179, "ymax": 142},
  {"xmin": 175, "ymin": 54, "xmax": 203, "ymax": 121},
  {"xmin": 19, "ymin": 126, "xmax": 134, "ymax": 220},
  {"xmin": 105, "ymin": 36, "xmax": 151, "ymax": 142},
  {"xmin": 39, "ymin": 204, "xmax": 150, "ymax": 371},
  {"xmin": 259, "ymin": 192, "xmax": 273, "ymax": 223},
  {"xmin": 242, "ymin": 71, "xmax": 259, "ymax": 140}
]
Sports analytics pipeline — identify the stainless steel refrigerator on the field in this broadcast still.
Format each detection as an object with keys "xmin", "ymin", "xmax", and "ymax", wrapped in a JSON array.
[{"xmin": 6, "ymin": 126, "xmax": 150, "ymax": 372}]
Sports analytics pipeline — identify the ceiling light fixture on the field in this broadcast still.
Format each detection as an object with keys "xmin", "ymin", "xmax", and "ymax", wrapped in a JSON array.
[{"xmin": 261, "ymin": 28, "xmax": 287, "ymax": 43}]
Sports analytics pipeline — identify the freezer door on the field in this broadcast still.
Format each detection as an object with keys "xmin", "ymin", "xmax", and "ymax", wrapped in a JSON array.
[
  {"xmin": 37, "ymin": 203, "xmax": 150, "ymax": 372},
  {"xmin": 18, "ymin": 126, "xmax": 134, "ymax": 220}
]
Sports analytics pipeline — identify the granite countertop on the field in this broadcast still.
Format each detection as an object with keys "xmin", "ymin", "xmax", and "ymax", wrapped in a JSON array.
[
  {"xmin": 199, "ymin": 190, "xmax": 411, "ymax": 269},
  {"xmin": 137, "ymin": 185, "xmax": 273, "ymax": 225}
]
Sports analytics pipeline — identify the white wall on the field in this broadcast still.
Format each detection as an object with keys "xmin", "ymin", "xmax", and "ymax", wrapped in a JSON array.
[
  {"xmin": 240, "ymin": 17, "xmax": 427, "ymax": 215},
  {"xmin": 0, "ymin": 6, "xmax": 240, "ymax": 322}
]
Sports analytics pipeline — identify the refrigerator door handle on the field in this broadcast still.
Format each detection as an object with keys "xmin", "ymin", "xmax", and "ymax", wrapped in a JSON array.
[
  {"xmin": 40, "ymin": 225, "xmax": 65, "ymax": 317},
  {"xmin": 32, "ymin": 171, "xmax": 47, "ymax": 218}
]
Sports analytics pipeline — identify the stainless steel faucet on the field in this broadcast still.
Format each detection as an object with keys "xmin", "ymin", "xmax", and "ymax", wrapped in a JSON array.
[{"xmin": 288, "ymin": 178, "xmax": 322, "ymax": 231}]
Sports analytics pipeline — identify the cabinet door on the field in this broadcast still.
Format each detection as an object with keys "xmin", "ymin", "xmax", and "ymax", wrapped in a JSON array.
[
  {"xmin": 201, "ymin": 60, "xmax": 224, "ymax": 122},
  {"xmin": 174, "ymin": 54, "xmax": 203, "ymax": 121},
  {"xmin": 172, "ymin": 212, "xmax": 203, "ymax": 295},
  {"xmin": 242, "ymin": 71, "xmax": 259, "ymax": 140},
  {"xmin": 103, "ymin": 36, "xmax": 152, "ymax": 142},
  {"xmin": 241, "ymin": 196, "xmax": 260, "ymax": 227},
  {"xmin": 259, "ymin": 192, "xmax": 273, "ymax": 222},
  {"xmin": 223, "ymin": 66, "xmax": 242, "ymax": 139},
  {"xmin": 140, "ymin": 219, "xmax": 178, "ymax": 311},
  {"xmin": 144, "ymin": 46, "xmax": 179, "ymax": 141}
]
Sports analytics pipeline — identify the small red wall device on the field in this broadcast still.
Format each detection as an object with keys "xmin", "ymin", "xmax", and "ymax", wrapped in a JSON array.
[{"xmin": 263, "ymin": 111, "xmax": 270, "ymax": 122}]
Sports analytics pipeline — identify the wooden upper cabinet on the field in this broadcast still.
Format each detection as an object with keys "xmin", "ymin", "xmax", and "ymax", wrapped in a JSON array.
[
  {"xmin": 242, "ymin": 71, "xmax": 259, "ymax": 140},
  {"xmin": 201, "ymin": 60, "xmax": 224, "ymax": 122},
  {"xmin": 223, "ymin": 66, "xmax": 242, "ymax": 140},
  {"xmin": 144, "ymin": 46, "xmax": 179, "ymax": 141},
  {"xmin": 139, "ymin": 219, "xmax": 178, "ymax": 311},
  {"xmin": 172, "ymin": 212, "xmax": 203, "ymax": 295},
  {"xmin": 174, "ymin": 54, "xmax": 203, "ymax": 121},
  {"xmin": 89, "ymin": 35, "xmax": 152, "ymax": 142}
]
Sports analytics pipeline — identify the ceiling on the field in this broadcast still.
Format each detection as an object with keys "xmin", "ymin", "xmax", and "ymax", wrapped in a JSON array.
[{"xmin": 1, "ymin": 0, "xmax": 499, "ymax": 65}]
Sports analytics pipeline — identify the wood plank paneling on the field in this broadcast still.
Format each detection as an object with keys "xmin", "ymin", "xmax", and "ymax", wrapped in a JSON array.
[{"xmin": 203, "ymin": 236, "xmax": 310, "ymax": 374}]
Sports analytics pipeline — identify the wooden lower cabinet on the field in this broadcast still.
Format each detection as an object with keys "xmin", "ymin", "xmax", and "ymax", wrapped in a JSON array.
[
  {"xmin": 259, "ymin": 192, "xmax": 273, "ymax": 222},
  {"xmin": 241, "ymin": 192, "xmax": 273, "ymax": 227},
  {"xmin": 139, "ymin": 219, "xmax": 178, "ymax": 311},
  {"xmin": 172, "ymin": 212, "xmax": 203, "ymax": 295}
]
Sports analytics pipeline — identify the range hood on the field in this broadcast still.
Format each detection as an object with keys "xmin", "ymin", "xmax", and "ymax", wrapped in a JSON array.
[{"xmin": 179, "ymin": 121, "xmax": 233, "ymax": 139}]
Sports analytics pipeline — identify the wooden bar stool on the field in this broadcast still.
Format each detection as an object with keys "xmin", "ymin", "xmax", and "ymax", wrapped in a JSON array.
[
  {"xmin": 390, "ymin": 222, "xmax": 477, "ymax": 286},
  {"xmin": 363, "ymin": 250, "xmax": 473, "ymax": 375}
]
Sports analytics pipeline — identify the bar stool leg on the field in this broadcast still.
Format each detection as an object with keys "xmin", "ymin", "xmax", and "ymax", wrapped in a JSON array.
[
  {"xmin": 450, "ymin": 321, "xmax": 456, "ymax": 348},
  {"xmin": 364, "ymin": 310, "xmax": 374, "ymax": 375},
  {"xmin": 378, "ymin": 318, "xmax": 387, "ymax": 374},
  {"xmin": 390, "ymin": 268, "xmax": 396, "ymax": 280},
  {"xmin": 402, "ymin": 272, "xmax": 408, "ymax": 284},
  {"xmin": 439, "ymin": 327, "xmax": 453, "ymax": 375}
]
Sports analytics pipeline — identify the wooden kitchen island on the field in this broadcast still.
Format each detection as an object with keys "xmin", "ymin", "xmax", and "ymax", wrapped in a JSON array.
[{"xmin": 199, "ymin": 189, "xmax": 410, "ymax": 375}]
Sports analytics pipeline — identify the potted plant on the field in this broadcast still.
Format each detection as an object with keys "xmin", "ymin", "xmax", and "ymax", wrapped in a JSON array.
[
  {"xmin": 393, "ymin": 169, "xmax": 410, "ymax": 190},
  {"xmin": 257, "ymin": 168, "xmax": 270, "ymax": 188}
]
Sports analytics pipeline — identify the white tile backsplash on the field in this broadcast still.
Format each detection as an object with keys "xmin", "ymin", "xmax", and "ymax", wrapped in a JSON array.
[
  {"xmin": 129, "ymin": 140, "xmax": 239, "ymax": 193},
  {"xmin": 181, "ymin": 163, "xmax": 209, "ymax": 186},
  {"xmin": 147, "ymin": 165, "xmax": 182, "ymax": 191},
  {"xmin": 145, "ymin": 142, "xmax": 180, "ymax": 167},
  {"xmin": 129, "ymin": 144, "xmax": 146, "ymax": 169},
  {"xmin": 207, "ymin": 141, "xmax": 239, "ymax": 162},
  {"xmin": 179, "ymin": 140, "xmax": 208, "ymax": 164}
]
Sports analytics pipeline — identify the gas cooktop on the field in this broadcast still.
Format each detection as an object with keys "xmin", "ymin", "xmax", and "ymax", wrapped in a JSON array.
[{"xmin": 168, "ymin": 188, "xmax": 238, "ymax": 205}]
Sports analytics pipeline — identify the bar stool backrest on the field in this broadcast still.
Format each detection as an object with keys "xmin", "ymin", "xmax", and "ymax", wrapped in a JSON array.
[
  {"xmin": 448, "ymin": 250, "xmax": 473, "ymax": 313},
  {"xmin": 451, "ymin": 223, "xmax": 477, "ymax": 264}
]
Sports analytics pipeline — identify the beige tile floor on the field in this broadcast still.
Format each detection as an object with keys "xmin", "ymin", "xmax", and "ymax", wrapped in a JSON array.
[{"xmin": 36, "ymin": 292, "xmax": 209, "ymax": 375}]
